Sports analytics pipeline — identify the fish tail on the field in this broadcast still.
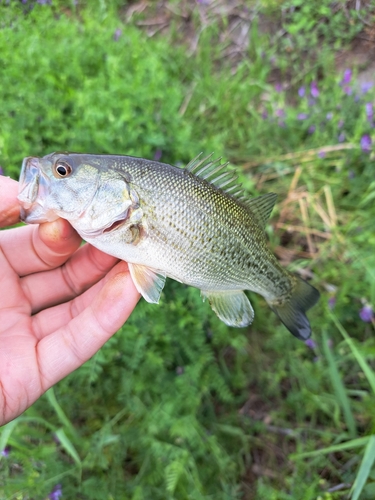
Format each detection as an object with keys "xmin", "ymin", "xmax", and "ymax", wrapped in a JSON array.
[{"xmin": 266, "ymin": 276, "xmax": 320, "ymax": 340}]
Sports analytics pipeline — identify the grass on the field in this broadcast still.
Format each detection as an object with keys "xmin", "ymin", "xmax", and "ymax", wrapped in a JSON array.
[{"xmin": 1, "ymin": 0, "xmax": 375, "ymax": 498}]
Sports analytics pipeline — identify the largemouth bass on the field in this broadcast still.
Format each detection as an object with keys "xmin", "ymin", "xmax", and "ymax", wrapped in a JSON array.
[{"xmin": 18, "ymin": 153, "xmax": 319, "ymax": 339}]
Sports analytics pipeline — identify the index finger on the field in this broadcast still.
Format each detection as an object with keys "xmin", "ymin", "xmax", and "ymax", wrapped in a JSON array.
[{"xmin": 0, "ymin": 176, "xmax": 20, "ymax": 227}]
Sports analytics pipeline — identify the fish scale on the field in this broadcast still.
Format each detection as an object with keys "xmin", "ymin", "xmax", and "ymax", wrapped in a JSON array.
[
  {"xmin": 133, "ymin": 164, "xmax": 286, "ymax": 294},
  {"xmin": 18, "ymin": 152, "xmax": 320, "ymax": 339}
]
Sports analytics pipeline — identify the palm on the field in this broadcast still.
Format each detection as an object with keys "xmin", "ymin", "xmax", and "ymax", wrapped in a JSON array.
[{"xmin": 0, "ymin": 177, "xmax": 139, "ymax": 426}]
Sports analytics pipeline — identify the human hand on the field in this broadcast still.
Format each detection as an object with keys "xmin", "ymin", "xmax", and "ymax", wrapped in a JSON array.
[{"xmin": 0, "ymin": 176, "xmax": 140, "ymax": 426}]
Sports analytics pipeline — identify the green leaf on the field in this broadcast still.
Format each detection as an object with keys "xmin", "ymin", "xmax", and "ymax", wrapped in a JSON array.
[
  {"xmin": 329, "ymin": 312, "xmax": 375, "ymax": 394},
  {"xmin": 55, "ymin": 428, "xmax": 82, "ymax": 469},
  {"xmin": 45, "ymin": 388, "xmax": 79, "ymax": 441},
  {"xmin": 0, "ymin": 419, "xmax": 18, "ymax": 461},
  {"xmin": 322, "ymin": 329, "xmax": 356, "ymax": 437},
  {"xmin": 350, "ymin": 436, "xmax": 375, "ymax": 500},
  {"xmin": 291, "ymin": 437, "xmax": 371, "ymax": 459}
]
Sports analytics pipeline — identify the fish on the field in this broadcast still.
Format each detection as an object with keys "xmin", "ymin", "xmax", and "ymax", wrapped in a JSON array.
[{"xmin": 18, "ymin": 152, "xmax": 320, "ymax": 339}]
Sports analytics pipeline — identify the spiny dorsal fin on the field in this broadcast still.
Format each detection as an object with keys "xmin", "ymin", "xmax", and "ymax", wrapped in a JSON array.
[
  {"xmin": 185, "ymin": 153, "xmax": 242, "ymax": 197},
  {"xmin": 244, "ymin": 193, "xmax": 277, "ymax": 229},
  {"xmin": 185, "ymin": 154, "xmax": 277, "ymax": 228}
]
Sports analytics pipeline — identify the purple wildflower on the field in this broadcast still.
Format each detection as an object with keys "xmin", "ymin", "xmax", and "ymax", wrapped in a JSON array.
[
  {"xmin": 326, "ymin": 112, "xmax": 333, "ymax": 121},
  {"xmin": 360, "ymin": 134, "xmax": 372, "ymax": 153},
  {"xmin": 49, "ymin": 484, "xmax": 62, "ymax": 500},
  {"xmin": 341, "ymin": 69, "xmax": 352, "ymax": 86},
  {"xmin": 365, "ymin": 103, "xmax": 373, "ymax": 123},
  {"xmin": 298, "ymin": 86, "xmax": 305, "ymax": 98},
  {"xmin": 338, "ymin": 119, "xmax": 344, "ymax": 129},
  {"xmin": 328, "ymin": 296, "xmax": 336, "ymax": 310},
  {"xmin": 1, "ymin": 447, "xmax": 10, "ymax": 457},
  {"xmin": 361, "ymin": 82, "xmax": 373, "ymax": 94},
  {"xmin": 359, "ymin": 305, "xmax": 374, "ymax": 323},
  {"xmin": 274, "ymin": 83, "xmax": 283, "ymax": 93},
  {"xmin": 348, "ymin": 170, "xmax": 355, "ymax": 179},
  {"xmin": 275, "ymin": 109, "xmax": 286, "ymax": 127},
  {"xmin": 297, "ymin": 113, "xmax": 309, "ymax": 120},
  {"xmin": 0, "ymin": 166, "xmax": 4, "ymax": 176},
  {"xmin": 308, "ymin": 125, "xmax": 316, "ymax": 134},
  {"xmin": 153, "ymin": 149, "xmax": 162, "ymax": 161},
  {"xmin": 305, "ymin": 338, "xmax": 317, "ymax": 349},
  {"xmin": 338, "ymin": 132, "xmax": 346, "ymax": 143},
  {"xmin": 261, "ymin": 110, "xmax": 268, "ymax": 120},
  {"xmin": 338, "ymin": 69, "xmax": 352, "ymax": 94},
  {"xmin": 113, "ymin": 28, "xmax": 122, "ymax": 41},
  {"xmin": 176, "ymin": 366, "xmax": 184, "ymax": 375},
  {"xmin": 197, "ymin": 0, "xmax": 210, "ymax": 4},
  {"xmin": 317, "ymin": 151, "xmax": 326, "ymax": 159},
  {"xmin": 310, "ymin": 81, "xmax": 319, "ymax": 98}
]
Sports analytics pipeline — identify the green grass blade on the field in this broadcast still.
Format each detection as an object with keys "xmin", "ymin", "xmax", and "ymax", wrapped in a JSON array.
[
  {"xmin": 322, "ymin": 329, "xmax": 357, "ymax": 437},
  {"xmin": 55, "ymin": 428, "xmax": 82, "ymax": 470},
  {"xmin": 291, "ymin": 437, "xmax": 370, "ymax": 459},
  {"xmin": 0, "ymin": 419, "xmax": 18, "ymax": 461},
  {"xmin": 329, "ymin": 312, "xmax": 375, "ymax": 394},
  {"xmin": 350, "ymin": 435, "xmax": 375, "ymax": 500},
  {"xmin": 45, "ymin": 388, "xmax": 79, "ymax": 440}
]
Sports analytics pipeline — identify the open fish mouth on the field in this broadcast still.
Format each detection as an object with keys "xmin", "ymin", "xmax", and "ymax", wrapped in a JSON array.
[
  {"xmin": 18, "ymin": 157, "xmax": 56, "ymax": 223},
  {"xmin": 18, "ymin": 157, "xmax": 41, "ymax": 208}
]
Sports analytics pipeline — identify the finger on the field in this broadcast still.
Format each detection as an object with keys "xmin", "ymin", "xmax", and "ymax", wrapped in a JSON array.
[
  {"xmin": 0, "ymin": 243, "xmax": 29, "ymax": 321},
  {"xmin": 0, "ymin": 219, "xmax": 81, "ymax": 276},
  {"xmin": 0, "ymin": 176, "xmax": 20, "ymax": 227},
  {"xmin": 31, "ymin": 260, "xmax": 136, "ymax": 338},
  {"xmin": 35, "ymin": 262, "xmax": 140, "ymax": 389},
  {"xmin": 22, "ymin": 242, "xmax": 120, "ymax": 313},
  {"xmin": 39, "ymin": 218, "xmax": 82, "ymax": 256}
]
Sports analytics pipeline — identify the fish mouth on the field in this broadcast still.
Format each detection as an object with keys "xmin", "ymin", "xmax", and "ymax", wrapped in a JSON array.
[{"xmin": 18, "ymin": 157, "xmax": 57, "ymax": 223}]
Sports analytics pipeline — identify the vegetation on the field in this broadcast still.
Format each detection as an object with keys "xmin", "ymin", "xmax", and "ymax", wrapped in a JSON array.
[{"xmin": 1, "ymin": 0, "xmax": 375, "ymax": 498}]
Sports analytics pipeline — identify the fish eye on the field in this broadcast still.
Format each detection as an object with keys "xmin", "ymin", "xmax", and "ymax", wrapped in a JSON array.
[{"xmin": 54, "ymin": 162, "xmax": 72, "ymax": 178}]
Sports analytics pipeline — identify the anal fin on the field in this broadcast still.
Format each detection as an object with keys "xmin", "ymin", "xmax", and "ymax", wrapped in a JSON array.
[
  {"xmin": 128, "ymin": 263, "xmax": 166, "ymax": 303},
  {"xmin": 201, "ymin": 290, "xmax": 254, "ymax": 328}
]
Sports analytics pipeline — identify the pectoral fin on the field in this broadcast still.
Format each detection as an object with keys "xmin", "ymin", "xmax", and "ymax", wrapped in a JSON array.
[
  {"xmin": 128, "ymin": 263, "xmax": 166, "ymax": 303},
  {"xmin": 201, "ymin": 290, "xmax": 254, "ymax": 327}
]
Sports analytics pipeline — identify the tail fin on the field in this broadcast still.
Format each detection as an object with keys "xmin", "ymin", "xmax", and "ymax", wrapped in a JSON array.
[{"xmin": 267, "ymin": 276, "xmax": 320, "ymax": 340}]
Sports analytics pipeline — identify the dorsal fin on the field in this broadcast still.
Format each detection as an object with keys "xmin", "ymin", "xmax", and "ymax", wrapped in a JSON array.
[
  {"xmin": 244, "ymin": 193, "xmax": 277, "ymax": 228},
  {"xmin": 185, "ymin": 154, "xmax": 277, "ymax": 228},
  {"xmin": 185, "ymin": 153, "xmax": 242, "ymax": 197}
]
